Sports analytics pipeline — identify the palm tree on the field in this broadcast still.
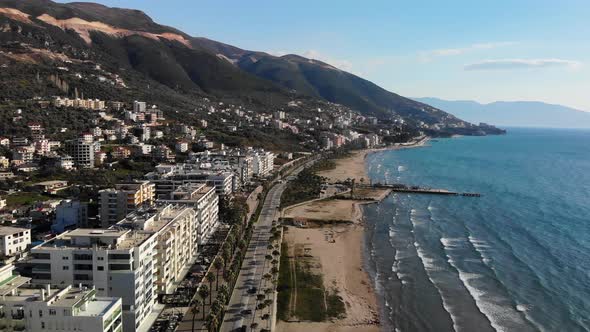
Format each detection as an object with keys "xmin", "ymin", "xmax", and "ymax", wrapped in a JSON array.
[
  {"xmin": 213, "ymin": 257, "xmax": 224, "ymax": 290},
  {"xmin": 224, "ymin": 271, "xmax": 235, "ymax": 290},
  {"xmin": 262, "ymin": 313, "xmax": 271, "ymax": 329},
  {"xmin": 264, "ymin": 254, "xmax": 273, "ymax": 269},
  {"xmin": 190, "ymin": 300, "xmax": 201, "ymax": 331},
  {"xmin": 272, "ymin": 250, "xmax": 280, "ymax": 257},
  {"xmin": 206, "ymin": 272, "xmax": 216, "ymax": 304},
  {"xmin": 221, "ymin": 245, "xmax": 231, "ymax": 273},
  {"xmin": 206, "ymin": 313, "xmax": 219, "ymax": 332},
  {"xmin": 219, "ymin": 284, "xmax": 230, "ymax": 303},
  {"xmin": 210, "ymin": 299, "xmax": 222, "ymax": 317},
  {"xmin": 198, "ymin": 285, "xmax": 209, "ymax": 320},
  {"xmin": 238, "ymin": 239, "xmax": 247, "ymax": 251},
  {"xmin": 267, "ymin": 244, "xmax": 274, "ymax": 250}
]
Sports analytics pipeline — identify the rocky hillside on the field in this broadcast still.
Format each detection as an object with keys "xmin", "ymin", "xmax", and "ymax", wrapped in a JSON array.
[{"xmin": 0, "ymin": 0, "xmax": 504, "ymax": 135}]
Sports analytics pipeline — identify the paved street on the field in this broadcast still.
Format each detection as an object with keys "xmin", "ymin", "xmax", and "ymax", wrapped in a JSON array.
[{"xmin": 221, "ymin": 162, "xmax": 312, "ymax": 332}]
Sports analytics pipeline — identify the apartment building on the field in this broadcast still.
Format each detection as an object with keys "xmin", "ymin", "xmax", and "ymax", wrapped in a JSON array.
[
  {"xmin": 52, "ymin": 200, "xmax": 89, "ymax": 234},
  {"xmin": 99, "ymin": 181, "xmax": 155, "ymax": 228},
  {"xmin": 251, "ymin": 150, "xmax": 275, "ymax": 178},
  {"xmin": 0, "ymin": 226, "xmax": 31, "ymax": 257},
  {"xmin": 65, "ymin": 139, "xmax": 97, "ymax": 169},
  {"xmin": 30, "ymin": 203, "xmax": 203, "ymax": 331},
  {"xmin": 147, "ymin": 164, "xmax": 235, "ymax": 198},
  {"xmin": 0, "ymin": 265, "xmax": 122, "ymax": 332},
  {"xmin": 159, "ymin": 183, "xmax": 219, "ymax": 244}
]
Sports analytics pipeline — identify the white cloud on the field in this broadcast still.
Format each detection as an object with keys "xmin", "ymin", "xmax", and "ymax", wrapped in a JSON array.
[
  {"xmin": 268, "ymin": 49, "xmax": 355, "ymax": 72},
  {"xmin": 268, "ymin": 50, "xmax": 288, "ymax": 57},
  {"xmin": 464, "ymin": 58, "xmax": 582, "ymax": 71},
  {"xmin": 301, "ymin": 50, "xmax": 354, "ymax": 72},
  {"xmin": 420, "ymin": 42, "xmax": 516, "ymax": 61}
]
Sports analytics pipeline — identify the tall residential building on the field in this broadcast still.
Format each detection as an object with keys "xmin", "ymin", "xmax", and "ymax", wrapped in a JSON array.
[
  {"xmin": 98, "ymin": 181, "xmax": 155, "ymax": 228},
  {"xmin": 251, "ymin": 150, "xmax": 275, "ymax": 178},
  {"xmin": 133, "ymin": 101, "xmax": 146, "ymax": 113},
  {"xmin": 65, "ymin": 139, "xmax": 96, "ymax": 169},
  {"xmin": 0, "ymin": 226, "xmax": 31, "ymax": 258},
  {"xmin": 29, "ymin": 203, "xmax": 203, "ymax": 332},
  {"xmin": 0, "ymin": 265, "xmax": 122, "ymax": 332},
  {"xmin": 159, "ymin": 183, "xmax": 219, "ymax": 244},
  {"xmin": 52, "ymin": 200, "xmax": 89, "ymax": 234}
]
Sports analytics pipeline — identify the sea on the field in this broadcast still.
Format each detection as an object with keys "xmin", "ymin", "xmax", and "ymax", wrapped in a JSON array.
[{"xmin": 363, "ymin": 127, "xmax": 590, "ymax": 332}]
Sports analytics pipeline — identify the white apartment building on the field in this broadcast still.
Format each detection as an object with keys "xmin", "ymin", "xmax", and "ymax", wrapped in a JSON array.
[
  {"xmin": 251, "ymin": 150, "xmax": 275, "ymax": 178},
  {"xmin": 148, "ymin": 164, "xmax": 235, "ymax": 198},
  {"xmin": 30, "ymin": 203, "xmax": 205, "ymax": 332},
  {"xmin": 133, "ymin": 101, "xmax": 146, "ymax": 113},
  {"xmin": 99, "ymin": 181, "xmax": 155, "ymax": 228},
  {"xmin": 65, "ymin": 139, "xmax": 97, "ymax": 169},
  {"xmin": 0, "ymin": 226, "xmax": 31, "ymax": 257},
  {"xmin": 175, "ymin": 141, "xmax": 189, "ymax": 153},
  {"xmin": 0, "ymin": 197, "xmax": 6, "ymax": 210},
  {"xmin": 0, "ymin": 265, "xmax": 122, "ymax": 332},
  {"xmin": 159, "ymin": 183, "xmax": 219, "ymax": 244}
]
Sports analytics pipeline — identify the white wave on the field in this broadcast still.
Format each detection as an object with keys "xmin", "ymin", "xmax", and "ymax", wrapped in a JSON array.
[
  {"xmin": 398, "ymin": 165, "xmax": 407, "ymax": 172},
  {"xmin": 516, "ymin": 304, "xmax": 529, "ymax": 312},
  {"xmin": 444, "ymin": 244, "xmax": 531, "ymax": 332},
  {"xmin": 440, "ymin": 237, "xmax": 464, "ymax": 248},
  {"xmin": 414, "ymin": 244, "xmax": 461, "ymax": 332}
]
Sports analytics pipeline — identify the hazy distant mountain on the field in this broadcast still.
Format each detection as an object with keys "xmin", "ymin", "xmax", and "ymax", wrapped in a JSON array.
[{"xmin": 415, "ymin": 98, "xmax": 590, "ymax": 129}]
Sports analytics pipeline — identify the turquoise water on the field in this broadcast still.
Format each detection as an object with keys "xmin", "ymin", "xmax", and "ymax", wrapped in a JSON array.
[{"xmin": 364, "ymin": 128, "xmax": 590, "ymax": 332}]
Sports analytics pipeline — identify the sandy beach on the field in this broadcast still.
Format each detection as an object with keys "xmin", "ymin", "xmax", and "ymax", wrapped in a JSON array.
[
  {"xmin": 278, "ymin": 196, "xmax": 380, "ymax": 332},
  {"xmin": 278, "ymin": 138, "xmax": 429, "ymax": 332}
]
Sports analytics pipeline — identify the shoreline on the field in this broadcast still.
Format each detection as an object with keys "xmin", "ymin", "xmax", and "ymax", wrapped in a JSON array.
[{"xmin": 277, "ymin": 137, "xmax": 429, "ymax": 332}]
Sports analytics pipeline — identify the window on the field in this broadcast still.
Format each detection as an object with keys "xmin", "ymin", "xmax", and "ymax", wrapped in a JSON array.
[
  {"xmin": 62, "ymin": 256, "xmax": 69, "ymax": 260},
  {"xmin": 73, "ymin": 253, "xmax": 93, "ymax": 260},
  {"xmin": 97, "ymin": 266, "xmax": 104, "ymax": 271},
  {"xmin": 49, "ymin": 309, "xmax": 56, "ymax": 316},
  {"xmin": 109, "ymin": 264, "xmax": 131, "ymax": 271},
  {"xmin": 98, "ymin": 257, "xmax": 105, "ymax": 261},
  {"xmin": 63, "ymin": 266, "xmax": 69, "ymax": 270},
  {"xmin": 108, "ymin": 253, "xmax": 130, "ymax": 260},
  {"xmin": 39, "ymin": 310, "xmax": 43, "ymax": 317},
  {"xmin": 41, "ymin": 322, "xmax": 45, "ymax": 329}
]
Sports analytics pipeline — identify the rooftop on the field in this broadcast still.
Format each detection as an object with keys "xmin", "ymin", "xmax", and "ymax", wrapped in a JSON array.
[{"xmin": 0, "ymin": 226, "xmax": 29, "ymax": 236}]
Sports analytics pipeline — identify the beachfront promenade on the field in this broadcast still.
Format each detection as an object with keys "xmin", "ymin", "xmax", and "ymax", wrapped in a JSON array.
[{"xmin": 220, "ymin": 161, "xmax": 313, "ymax": 332}]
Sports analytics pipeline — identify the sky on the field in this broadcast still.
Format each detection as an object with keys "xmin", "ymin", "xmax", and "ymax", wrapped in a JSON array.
[{"xmin": 57, "ymin": 0, "xmax": 590, "ymax": 111}]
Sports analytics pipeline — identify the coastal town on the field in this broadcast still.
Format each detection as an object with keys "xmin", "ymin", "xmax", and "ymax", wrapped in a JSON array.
[
  {"xmin": 0, "ymin": 2, "xmax": 511, "ymax": 332},
  {"xmin": 0, "ymin": 91, "xmax": 422, "ymax": 332}
]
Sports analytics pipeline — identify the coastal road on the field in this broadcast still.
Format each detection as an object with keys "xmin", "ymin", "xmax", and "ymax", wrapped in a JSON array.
[{"xmin": 221, "ymin": 161, "xmax": 314, "ymax": 332}]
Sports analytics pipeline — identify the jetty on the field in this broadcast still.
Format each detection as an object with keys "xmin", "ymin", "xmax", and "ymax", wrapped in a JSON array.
[{"xmin": 370, "ymin": 183, "xmax": 481, "ymax": 197}]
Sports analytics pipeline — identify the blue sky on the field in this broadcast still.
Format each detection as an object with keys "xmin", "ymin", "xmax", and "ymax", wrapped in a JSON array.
[{"xmin": 58, "ymin": 0, "xmax": 590, "ymax": 111}]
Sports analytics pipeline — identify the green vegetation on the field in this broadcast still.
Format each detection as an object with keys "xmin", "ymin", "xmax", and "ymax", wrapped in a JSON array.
[
  {"xmin": 276, "ymin": 242, "xmax": 346, "ymax": 322},
  {"xmin": 326, "ymin": 291, "xmax": 346, "ymax": 319},
  {"xmin": 277, "ymin": 242, "xmax": 291, "ymax": 321},
  {"xmin": 6, "ymin": 192, "xmax": 52, "ymax": 208},
  {"xmin": 308, "ymin": 159, "xmax": 336, "ymax": 173},
  {"xmin": 280, "ymin": 168, "xmax": 324, "ymax": 208}
]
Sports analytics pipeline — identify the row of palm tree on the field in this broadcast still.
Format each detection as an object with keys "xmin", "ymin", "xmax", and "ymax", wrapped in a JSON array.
[{"xmin": 190, "ymin": 219, "xmax": 255, "ymax": 332}]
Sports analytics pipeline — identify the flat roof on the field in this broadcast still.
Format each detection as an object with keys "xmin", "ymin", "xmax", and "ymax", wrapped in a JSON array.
[
  {"xmin": 0, "ymin": 226, "xmax": 29, "ymax": 236},
  {"xmin": 67, "ymin": 228, "xmax": 128, "ymax": 238}
]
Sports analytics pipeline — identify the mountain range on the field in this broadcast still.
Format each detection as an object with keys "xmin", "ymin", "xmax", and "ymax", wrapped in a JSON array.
[
  {"xmin": 0, "ymin": 0, "xmax": 502, "ymax": 135},
  {"xmin": 415, "ymin": 97, "xmax": 590, "ymax": 129}
]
